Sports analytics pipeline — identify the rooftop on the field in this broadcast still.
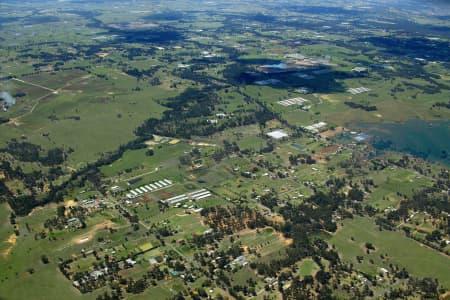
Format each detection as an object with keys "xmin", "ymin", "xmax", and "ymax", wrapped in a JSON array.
[{"xmin": 267, "ymin": 130, "xmax": 289, "ymax": 139}]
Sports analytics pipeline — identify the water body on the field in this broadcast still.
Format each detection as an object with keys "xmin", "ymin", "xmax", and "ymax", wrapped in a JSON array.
[
  {"xmin": 291, "ymin": 144, "xmax": 306, "ymax": 151},
  {"xmin": 261, "ymin": 62, "xmax": 288, "ymax": 69},
  {"xmin": 350, "ymin": 119, "xmax": 450, "ymax": 165}
]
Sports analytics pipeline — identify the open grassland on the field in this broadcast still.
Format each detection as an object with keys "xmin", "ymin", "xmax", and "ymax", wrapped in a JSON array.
[
  {"xmin": 365, "ymin": 167, "xmax": 433, "ymax": 209},
  {"xmin": 170, "ymin": 213, "xmax": 208, "ymax": 240},
  {"xmin": 197, "ymin": 124, "xmax": 268, "ymax": 152},
  {"xmin": 0, "ymin": 263, "xmax": 100, "ymax": 300},
  {"xmin": 0, "ymin": 204, "xmax": 106, "ymax": 299},
  {"xmin": 100, "ymin": 142, "xmax": 191, "ymax": 178},
  {"xmin": 220, "ymin": 227, "xmax": 291, "ymax": 262},
  {"xmin": 1, "ymin": 70, "xmax": 177, "ymax": 166},
  {"xmin": 329, "ymin": 216, "xmax": 450, "ymax": 289}
]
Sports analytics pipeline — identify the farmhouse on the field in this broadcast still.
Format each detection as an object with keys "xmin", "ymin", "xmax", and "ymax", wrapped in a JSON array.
[
  {"xmin": 231, "ymin": 255, "xmax": 249, "ymax": 268},
  {"xmin": 304, "ymin": 122, "xmax": 327, "ymax": 133},
  {"xmin": 380, "ymin": 267, "xmax": 389, "ymax": 275},
  {"xmin": 204, "ymin": 228, "xmax": 214, "ymax": 235},
  {"xmin": 81, "ymin": 198, "xmax": 96, "ymax": 207},
  {"xmin": 111, "ymin": 185, "xmax": 121, "ymax": 193},
  {"xmin": 125, "ymin": 258, "xmax": 137, "ymax": 266},
  {"xmin": 284, "ymin": 53, "xmax": 306, "ymax": 60},
  {"xmin": 148, "ymin": 256, "xmax": 164, "ymax": 265},
  {"xmin": 90, "ymin": 268, "xmax": 108, "ymax": 280},
  {"xmin": 66, "ymin": 217, "xmax": 81, "ymax": 229},
  {"xmin": 352, "ymin": 67, "xmax": 368, "ymax": 73},
  {"xmin": 267, "ymin": 130, "xmax": 289, "ymax": 139}
]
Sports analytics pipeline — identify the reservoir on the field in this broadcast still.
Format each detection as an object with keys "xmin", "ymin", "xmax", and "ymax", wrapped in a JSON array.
[{"xmin": 350, "ymin": 119, "xmax": 450, "ymax": 165}]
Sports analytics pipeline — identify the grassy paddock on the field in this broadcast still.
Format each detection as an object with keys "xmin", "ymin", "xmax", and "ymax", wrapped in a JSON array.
[{"xmin": 329, "ymin": 216, "xmax": 450, "ymax": 289}]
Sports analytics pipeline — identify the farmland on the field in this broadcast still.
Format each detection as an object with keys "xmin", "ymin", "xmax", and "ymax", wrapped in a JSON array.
[
  {"xmin": 330, "ymin": 216, "xmax": 450, "ymax": 289},
  {"xmin": 1, "ymin": 0, "xmax": 450, "ymax": 299}
]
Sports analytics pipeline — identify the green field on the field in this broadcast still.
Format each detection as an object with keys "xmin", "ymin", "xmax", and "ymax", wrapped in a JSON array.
[
  {"xmin": 0, "ymin": 205, "xmax": 94, "ymax": 299},
  {"xmin": 365, "ymin": 167, "xmax": 433, "ymax": 209},
  {"xmin": 329, "ymin": 216, "xmax": 450, "ymax": 289},
  {"xmin": 297, "ymin": 258, "xmax": 320, "ymax": 277},
  {"xmin": 100, "ymin": 142, "xmax": 191, "ymax": 178},
  {"xmin": 1, "ymin": 70, "xmax": 176, "ymax": 166},
  {"xmin": 1, "ymin": 0, "xmax": 450, "ymax": 299}
]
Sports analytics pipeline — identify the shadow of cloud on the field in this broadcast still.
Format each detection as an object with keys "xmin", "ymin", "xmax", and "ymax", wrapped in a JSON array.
[
  {"xmin": 360, "ymin": 36, "xmax": 450, "ymax": 62},
  {"xmin": 108, "ymin": 28, "xmax": 184, "ymax": 44},
  {"xmin": 224, "ymin": 63, "xmax": 349, "ymax": 94}
]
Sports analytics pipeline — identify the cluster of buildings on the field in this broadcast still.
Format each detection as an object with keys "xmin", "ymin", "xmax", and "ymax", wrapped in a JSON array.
[
  {"xmin": 277, "ymin": 97, "xmax": 308, "ymax": 107},
  {"xmin": 267, "ymin": 130, "xmax": 289, "ymax": 140},
  {"xmin": 352, "ymin": 67, "xmax": 368, "ymax": 73},
  {"xmin": 163, "ymin": 189, "xmax": 212, "ymax": 206},
  {"xmin": 347, "ymin": 86, "xmax": 371, "ymax": 95},
  {"xmin": 303, "ymin": 122, "xmax": 328, "ymax": 133},
  {"xmin": 229, "ymin": 255, "xmax": 249, "ymax": 269},
  {"xmin": 80, "ymin": 198, "xmax": 96, "ymax": 207},
  {"xmin": 126, "ymin": 179, "xmax": 173, "ymax": 199},
  {"xmin": 73, "ymin": 267, "xmax": 109, "ymax": 288},
  {"xmin": 201, "ymin": 51, "xmax": 218, "ymax": 58}
]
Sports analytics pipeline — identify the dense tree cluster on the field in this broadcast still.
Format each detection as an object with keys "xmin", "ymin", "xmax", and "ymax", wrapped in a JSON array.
[
  {"xmin": 135, "ymin": 87, "xmax": 276, "ymax": 138},
  {"xmin": 432, "ymin": 101, "xmax": 450, "ymax": 109},
  {"xmin": 289, "ymin": 153, "xmax": 316, "ymax": 165},
  {"xmin": 2, "ymin": 140, "xmax": 65, "ymax": 165},
  {"xmin": 344, "ymin": 101, "xmax": 377, "ymax": 111},
  {"xmin": 201, "ymin": 206, "xmax": 268, "ymax": 235}
]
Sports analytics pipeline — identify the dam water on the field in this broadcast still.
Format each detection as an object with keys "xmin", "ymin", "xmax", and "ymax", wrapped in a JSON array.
[{"xmin": 348, "ymin": 119, "xmax": 450, "ymax": 165}]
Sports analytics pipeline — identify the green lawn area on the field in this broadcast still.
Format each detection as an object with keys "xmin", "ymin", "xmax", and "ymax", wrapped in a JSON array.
[
  {"xmin": 297, "ymin": 258, "xmax": 320, "ymax": 277},
  {"xmin": 329, "ymin": 216, "xmax": 450, "ymax": 289},
  {"xmin": 231, "ymin": 265, "xmax": 260, "ymax": 285},
  {"xmin": 169, "ymin": 213, "xmax": 208, "ymax": 239}
]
